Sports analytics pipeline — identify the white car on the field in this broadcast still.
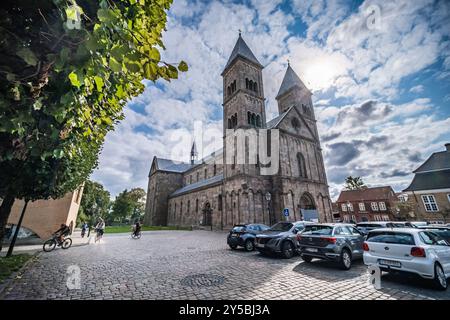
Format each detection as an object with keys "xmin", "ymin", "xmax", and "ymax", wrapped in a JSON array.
[{"xmin": 363, "ymin": 228, "xmax": 450, "ymax": 290}]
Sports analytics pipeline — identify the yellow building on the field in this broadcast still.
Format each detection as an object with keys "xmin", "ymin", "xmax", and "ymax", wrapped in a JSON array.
[{"xmin": 6, "ymin": 187, "xmax": 83, "ymax": 240}]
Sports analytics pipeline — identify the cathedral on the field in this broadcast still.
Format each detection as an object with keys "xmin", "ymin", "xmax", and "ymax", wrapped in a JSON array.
[{"xmin": 143, "ymin": 33, "xmax": 333, "ymax": 229}]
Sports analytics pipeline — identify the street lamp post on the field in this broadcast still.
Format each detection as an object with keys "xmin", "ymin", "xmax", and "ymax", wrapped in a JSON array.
[{"xmin": 265, "ymin": 192, "xmax": 272, "ymax": 225}]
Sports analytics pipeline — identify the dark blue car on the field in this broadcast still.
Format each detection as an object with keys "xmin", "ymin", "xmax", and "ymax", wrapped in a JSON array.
[{"xmin": 227, "ymin": 224, "xmax": 270, "ymax": 251}]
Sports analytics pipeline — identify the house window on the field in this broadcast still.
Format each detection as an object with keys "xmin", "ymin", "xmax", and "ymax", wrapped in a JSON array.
[
  {"xmin": 341, "ymin": 204, "xmax": 347, "ymax": 212},
  {"xmin": 351, "ymin": 215, "xmax": 356, "ymax": 222},
  {"xmin": 359, "ymin": 203, "xmax": 366, "ymax": 211},
  {"xmin": 213, "ymin": 164, "xmax": 217, "ymax": 175},
  {"xmin": 382, "ymin": 215, "xmax": 389, "ymax": 221},
  {"xmin": 422, "ymin": 195, "xmax": 439, "ymax": 212},
  {"xmin": 196, "ymin": 172, "xmax": 199, "ymax": 182},
  {"xmin": 187, "ymin": 200, "xmax": 190, "ymax": 214},
  {"xmin": 347, "ymin": 203, "xmax": 354, "ymax": 211},
  {"xmin": 379, "ymin": 202, "xmax": 386, "ymax": 211},
  {"xmin": 196, "ymin": 199, "xmax": 199, "ymax": 212},
  {"xmin": 204, "ymin": 168, "xmax": 207, "ymax": 179},
  {"xmin": 343, "ymin": 215, "xmax": 350, "ymax": 222},
  {"xmin": 371, "ymin": 202, "xmax": 379, "ymax": 211}
]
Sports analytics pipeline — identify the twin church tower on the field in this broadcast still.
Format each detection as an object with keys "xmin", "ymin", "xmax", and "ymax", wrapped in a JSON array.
[{"xmin": 144, "ymin": 33, "xmax": 332, "ymax": 229}]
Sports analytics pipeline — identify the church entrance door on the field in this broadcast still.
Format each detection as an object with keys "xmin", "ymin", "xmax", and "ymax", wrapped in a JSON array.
[
  {"xmin": 299, "ymin": 193, "xmax": 318, "ymax": 222},
  {"xmin": 202, "ymin": 202, "xmax": 212, "ymax": 226}
]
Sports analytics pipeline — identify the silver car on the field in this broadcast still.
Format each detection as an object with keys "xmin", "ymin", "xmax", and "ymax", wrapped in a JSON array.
[
  {"xmin": 297, "ymin": 223, "xmax": 365, "ymax": 270},
  {"xmin": 363, "ymin": 228, "xmax": 450, "ymax": 290},
  {"xmin": 255, "ymin": 221, "xmax": 313, "ymax": 259}
]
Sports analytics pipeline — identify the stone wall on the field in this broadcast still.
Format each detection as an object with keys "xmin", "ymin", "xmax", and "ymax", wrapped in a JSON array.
[{"xmin": 144, "ymin": 171, "xmax": 183, "ymax": 226}]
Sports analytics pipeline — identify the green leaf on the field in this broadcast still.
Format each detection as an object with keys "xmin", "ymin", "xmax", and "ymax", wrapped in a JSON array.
[
  {"xmin": 68, "ymin": 72, "xmax": 81, "ymax": 87},
  {"xmin": 17, "ymin": 48, "xmax": 38, "ymax": 66},
  {"xmin": 94, "ymin": 76, "xmax": 104, "ymax": 92},
  {"xmin": 109, "ymin": 57, "xmax": 122, "ymax": 72},
  {"xmin": 178, "ymin": 61, "xmax": 188, "ymax": 72},
  {"xmin": 149, "ymin": 47, "xmax": 160, "ymax": 61}
]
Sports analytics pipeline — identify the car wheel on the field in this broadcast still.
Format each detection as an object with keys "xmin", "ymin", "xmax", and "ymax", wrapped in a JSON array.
[
  {"xmin": 433, "ymin": 263, "xmax": 448, "ymax": 291},
  {"xmin": 339, "ymin": 249, "xmax": 352, "ymax": 270},
  {"xmin": 301, "ymin": 255, "xmax": 313, "ymax": 263},
  {"xmin": 229, "ymin": 244, "xmax": 238, "ymax": 250},
  {"xmin": 244, "ymin": 239, "xmax": 255, "ymax": 252},
  {"xmin": 281, "ymin": 241, "xmax": 294, "ymax": 259}
]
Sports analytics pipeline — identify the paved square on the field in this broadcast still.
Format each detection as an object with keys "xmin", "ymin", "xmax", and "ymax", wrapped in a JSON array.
[{"xmin": 1, "ymin": 230, "xmax": 449, "ymax": 300}]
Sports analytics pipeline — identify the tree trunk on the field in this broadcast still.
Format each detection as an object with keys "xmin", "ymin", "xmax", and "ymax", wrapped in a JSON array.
[{"xmin": 0, "ymin": 194, "xmax": 15, "ymax": 253}]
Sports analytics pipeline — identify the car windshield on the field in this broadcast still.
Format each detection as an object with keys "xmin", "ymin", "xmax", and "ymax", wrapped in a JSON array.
[
  {"xmin": 428, "ymin": 229, "xmax": 450, "ymax": 241},
  {"xmin": 260, "ymin": 225, "xmax": 270, "ymax": 231},
  {"xmin": 231, "ymin": 226, "xmax": 246, "ymax": 233},
  {"xmin": 302, "ymin": 225, "xmax": 333, "ymax": 235},
  {"xmin": 420, "ymin": 231, "xmax": 449, "ymax": 246},
  {"xmin": 269, "ymin": 222, "xmax": 293, "ymax": 232},
  {"xmin": 357, "ymin": 223, "xmax": 384, "ymax": 228},
  {"xmin": 366, "ymin": 231, "xmax": 415, "ymax": 245}
]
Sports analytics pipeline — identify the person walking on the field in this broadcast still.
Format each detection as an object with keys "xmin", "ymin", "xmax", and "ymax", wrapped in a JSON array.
[
  {"xmin": 94, "ymin": 218, "xmax": 105, "ymax": 242},
  {"xmin": 81, "ymin": 221, "xmax": 88, "ymax": 238}
]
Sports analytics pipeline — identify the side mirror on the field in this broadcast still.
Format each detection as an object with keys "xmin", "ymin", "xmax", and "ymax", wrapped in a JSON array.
[{"xmin": 293, "ymin": 228, "xmax": 299, "ymax": 234}]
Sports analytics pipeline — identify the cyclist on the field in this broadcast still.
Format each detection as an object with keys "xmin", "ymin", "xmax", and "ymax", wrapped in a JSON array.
[
  {"xmin": 94, "ymin": 218, "xmax": 105, "ymax": 242},
  {"xmin": 54, "ymin": 223, "xmax": 71, "ymax": 245},
  {"xmin": 133, "ymin": 221, "xmax": 142, "ymax": 237}
]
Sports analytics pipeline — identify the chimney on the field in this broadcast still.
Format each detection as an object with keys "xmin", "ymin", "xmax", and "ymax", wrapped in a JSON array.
[{"xmin": 446, "ymin": 143, "xmax": 450, "ymax": 152}]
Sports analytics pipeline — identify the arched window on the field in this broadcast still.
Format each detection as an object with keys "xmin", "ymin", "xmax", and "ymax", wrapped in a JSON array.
[
  {"xmin": 228, "ymin": 118, "xmax": 232, "ymax": 129},
  {"xmin": 180, "ymin": 201, "xmax": 183, "ymax": 214},
  {"xmin": 251, "ymin": 113, "xmax": 256, "ymax": 126},
  {"xmin": 245, "ymin": 78, "xmax": 249, "ymax": 89},
  {"xmin": 256, "ymin": 114, "xmax": 261, "ymax": 127},
  {"xmin": 196, "ymin": 172, "xmax": 199, "ymax": 181},
  {"xmin": 247, "ymin": 111, "xmax": 251, "ymax": 124},
  {"xmin": 227, "ymin": 86, "xmax": 231, "ymax": 96},
  {"xmin": 233, "ymin": 113, "xmax": 237, "ymax": 127},
  {"xmin": 292, "ymin": 117, "xmax": 300, "ymax": 131},
  {"xmin": 253, "ymin": 82, "xmax": 257, "ymax": 92},
  {"xmin": 204, "ymin": 168, "xmax": 207, "ymax": 179},
  {"xmin": 196, "ymin": 199, "xmax": 199, "ymax": 212},
  {"xmin": 297, "ymin": 152, "xmax": 307, "ymax": 178},
  {"xmin": 187, "ymin": 200, "xmax": 190, "ymax": 214}
]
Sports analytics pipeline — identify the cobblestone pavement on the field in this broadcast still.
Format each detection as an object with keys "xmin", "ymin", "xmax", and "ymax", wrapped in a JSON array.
[{"xmin": 1, "ymin": 231, "xmax": 449, "ymax": 300}]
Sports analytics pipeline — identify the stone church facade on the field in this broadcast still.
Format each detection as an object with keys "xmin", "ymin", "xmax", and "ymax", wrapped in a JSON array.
[{"xmin": 144, "ymin": 34, "xmax": 333, "ymax": 230}]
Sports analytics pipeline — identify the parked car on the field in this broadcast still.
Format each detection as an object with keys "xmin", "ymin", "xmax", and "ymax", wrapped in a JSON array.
[
  {"xmin": 417, "ymin": 226, "xmax": 450, "ymax": 243},
  {"xmin": 386, "ymin": 221, "xmax": 416, "ymax": 228},
  {"xmin": 356, "ymin": 222, "xmax": 391, "ymax": 235},
  {"xmin": 297, "ymin": 223, "xmax": 365, "ymax": 270},
  {"xmin": 363, "ymin": 228, "xmax": 450, "ymax": 290},
  {"xmin": 410, "ymin": 221, "xmax": 428, "ymax": 227},
  {"xmin": 255, "ymin": 221, "xmax": 313, "ymax": 258},
  {"xmin": 227, "ymin": 224, "xmax": 270, "ymax": 251}
]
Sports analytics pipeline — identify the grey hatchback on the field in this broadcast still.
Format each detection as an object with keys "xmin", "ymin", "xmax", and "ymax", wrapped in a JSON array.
[
  {"xmin": 255, "ymin": 221, "xmax": 313, "ymax": 259},
  {"xmin": 297, "ymin": 223, "xmax": 365, "ymax": 270}
]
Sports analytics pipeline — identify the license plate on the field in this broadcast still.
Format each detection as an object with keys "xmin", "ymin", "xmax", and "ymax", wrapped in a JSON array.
[
  {"xmin": 378, "ymin": 259, "xmax": 401, "ymax": 268},
  {"xmin": 256, "ymin": 243, "xmax": 265, "ymax": 248},
  {"xmin": 305, "ymin": 247, "xmax": 318, "ymax": 253},
  {"xmin": 232, "ymin": 234, "xmax": 239, "ymax": 237}
]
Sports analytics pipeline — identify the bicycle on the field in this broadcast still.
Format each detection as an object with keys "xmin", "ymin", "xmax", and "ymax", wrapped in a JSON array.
[
  {"xmin": 131, "ymin": 230, "xmax": 142, "ymax": 239},
  {"xmin": 43, "ymin": 234, "xmax": 72, "ymax": 252},
  {"xmin": 95, "ymin": 228, "xmax": 104, "ymax": 243}
]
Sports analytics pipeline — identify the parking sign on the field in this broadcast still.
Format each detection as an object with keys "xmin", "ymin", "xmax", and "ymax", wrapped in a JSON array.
[{"xmin": 283, "ymin": 208, "xmax": 289, "ymax": 217}]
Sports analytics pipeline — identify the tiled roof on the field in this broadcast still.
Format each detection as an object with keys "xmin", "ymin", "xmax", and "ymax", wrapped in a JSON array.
[
  {"xmin": 403, "ymin": 169, "xmax": 450, "ymax": 192},
  {"xmin": 170, "ymin": 174, "xmax": 224, "ymax": 197},
  {"xmin": 337, "ymin": 186, "xmax": 396, "ymax": 202},
  {"xmin": 156, "ymin": 158, "xmax": 194, "ymax": 173},
  {"xmin": 413, "ymin": 149, "xmax": 450, "ymax": 173},
  {"xmin": 276, "ymin": 64, "xmax": 310, "ymax": 99},
  {"xmin": 266, "ymin": 106, "xmax": 292, "ymax": 129},
  {"xmin": 222, "ymin": 34, "xmax": 262, "ymax": 73}
]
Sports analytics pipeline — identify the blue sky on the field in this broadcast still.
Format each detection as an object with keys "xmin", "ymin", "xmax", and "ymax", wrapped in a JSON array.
[{"xmin": 91, "ymin": 0, "xmax": 450, "ymax": 200}]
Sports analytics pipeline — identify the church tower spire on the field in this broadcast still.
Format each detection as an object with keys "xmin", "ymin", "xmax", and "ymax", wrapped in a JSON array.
[
  {"xmin": 276, "ymin": 63, "xmax": 314, "ymax": 118},
  {"xmin": 222, "ymin": 32, "xmax": 266, "ymax": 178}
]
